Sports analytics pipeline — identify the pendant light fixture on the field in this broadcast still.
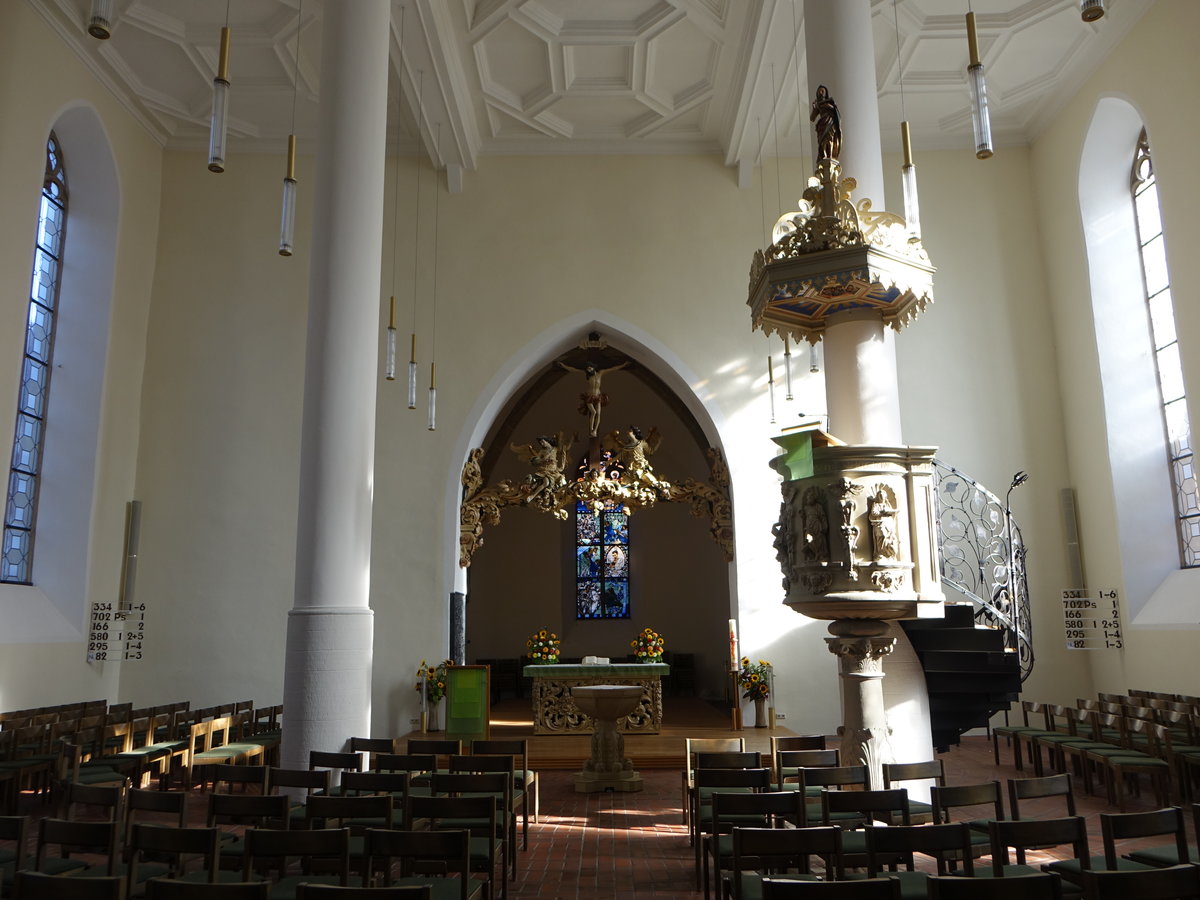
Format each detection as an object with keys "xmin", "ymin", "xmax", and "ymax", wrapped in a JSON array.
[
  {"xmin": 809, "ymin": 341, "xmax": 822, "ymax": 374},
  {"xmin": 894, "ymin": 0, "xmax": 921, "ymax": 240},
  {"xmin": 279, "ymin": 0, "xmax": 302, "ymax": 256},
  {"xmin": 768, "ymin": 354, "xmax": 777, "ymax": 425},
  {"xmin": 87, "ymin": 0, "xmax": 114, "ymax": 39},
  {"xmin": 965, "ymin": 6, "xmax": 993, "ymax": 159},
  {"xmin": 783, "ymin": 334, "xmax": 794, "ymax": 401},
  {"xmin": 428, "ymin": 122, "xmax": 442, "ymax": 432},
  {"xmin": 384, "ymin": 7, "xmax": 404, "ymax": 381},
  {"xmin": 208, "ymin": 2, "xmax": 232, "ymax": 173},
  {"xmin": 409, "ymin": 69, "xmax": 425, "ymax": 410},
  {"xmin": 385, "ymin": 298, "xmax": 397, "ymax": 381},
  {"xmin": 1080, "ymin": 0, "xmax": 1105, "ymax": 22}
]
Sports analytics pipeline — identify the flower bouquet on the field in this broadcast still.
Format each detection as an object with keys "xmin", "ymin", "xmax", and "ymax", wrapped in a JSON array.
[
  {"xmin": 738, "ymin": 657, "xmax": 772, "ymax": 700},
  {"xmin": 631, "ymin": 627, "xmax": 665, "ymax": 662},
  {"xmin": 414, "ymin": 659, "xmax": 452, "ymax": 703},
  {"xmin": 526, "ymin": 628, "xmax": 560, "ymax": 664}
]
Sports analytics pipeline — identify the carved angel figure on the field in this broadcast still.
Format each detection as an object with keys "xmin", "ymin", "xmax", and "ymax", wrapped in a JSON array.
[
  {"xmin": 510, "ymin": 432, "xmax": 572, "ymax": 503},
  {"xmin": 801, "ymin": 486, "xmax": 829, "ymax": 563},
  {"xmin": 605, "ymin": 425, "xmax": 667, "ymax": 494},
  {"xmin": 868, "ymin": 486, "xmax": 900, "ymax": 561}
]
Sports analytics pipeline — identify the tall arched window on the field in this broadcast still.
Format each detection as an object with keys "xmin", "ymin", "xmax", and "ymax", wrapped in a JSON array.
[
  {"xmin": 1131, "ymin": 130, "xmax": 1197, "ymax": 567},
  {"xmin": 3, "ymin": 133, "xmax": 67, "ymax": 584},
  {"xmin": 575, "ymin": 500, "xmax": 630, "ymax": 619}
]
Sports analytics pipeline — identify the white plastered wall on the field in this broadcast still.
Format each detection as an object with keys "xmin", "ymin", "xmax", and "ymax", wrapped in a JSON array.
[{"xmin": 0, "ymin": 4, "xmax": 161, "ymax": 710}]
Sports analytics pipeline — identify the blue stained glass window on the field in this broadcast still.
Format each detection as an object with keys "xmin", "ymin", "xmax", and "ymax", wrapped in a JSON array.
[
  {"xmin": 4, "ymin": 132, "xmax": 66, "ymax": 584},
  {"xmin": 575, "ymin": 500, "xmax": 630, "ymax": 619}
]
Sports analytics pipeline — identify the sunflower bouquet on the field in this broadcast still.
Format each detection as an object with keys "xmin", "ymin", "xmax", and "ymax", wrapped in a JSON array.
[
  {"xmin": 631, "ymin": 627, "xmax": 665, "ymax": 662},
  {"xmin": 525, "ymin": 627, "xmax": 560, "ymax": 664},
  {"xmin": 415, "ymin": 659, "xmax": 453, "ymax": 703},
  {"xmin": 738, "ymin": 657, "xmax": 773, "ymax": 700}
]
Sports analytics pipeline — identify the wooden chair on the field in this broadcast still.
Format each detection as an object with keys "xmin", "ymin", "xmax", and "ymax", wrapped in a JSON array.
[
  {"xmin": 726, "ymin": 826, "xmax": 844, "ymax": 900},
  {"xmin": 124, "ymin": 787, "xmax": 188, "ymax": 845},
  {"xmin": 404, "ymin": 794, "xmax": 502, "ymax": 900},
  {"xmin": 704, "ymin": 790, "xmax": 806, "ymax": 900},
  {"xmin": 1080, "ymin": 864, "xmax": 1200, "ymax": 899},
  {"xmin": 992, "ymin": 701, "xmax": 1052, "ymax": 771},
  {"xmin": 1126, "ymin": 803, "xmax": 1200, "ymax": 868},
  {"xmin": 310, "ymin": 751, "xmax": 366, "ymax": 795},
  {"xmin": 470, "ymin": 738, "xmax": 538, "ymax": 833},
  {"xmin": 863, "ymin": 823, "xmax": 976, "ymax": 900},
  {"xmin": 986, "ymin": 815, "xmax": 1089, "ymax": 878},
  {"xmin": 0, "ymin": 814, "xmax": 30, "ymax": 885},
  {"xmin": 819, "ymin": 789, "xmax": 909, "ymax": 869},
  {"xmin": 881, "ymin": 759, "xmax": 944, "ymax": 824},
  {"xmin": 267, "ymin": 767, "xmax": 331, "ymax": 827},
  {"xmin": 1008, "ymin": 773, "xmax": 1076, "ymax": 822},
  {"xmin": 770, "ymin": 736, "xmax": 827, "ymax": 786},
  {"xmin": 241, "ymin": 828, "xmax": 353, "ymax": 896},
  {"xmin": 1090, "ymin": 720, "xmax": 1172, "ymax": 811},
  {"xmin": 431, "ymin": 771, "xmax": 514, "ymax": 882},
  {"xmin": 62, "ymin": 781, "xmax": 125, "ymax": 823},
  {"xmin": 363, "ymin": 827, "xmax": 483, "ymax": 900},
  {"xmin": 207, "ymin": 792, "xmax": 291, "ymax": 870},
  {"xmin": 796, "ymin": 765, "xmax": 869, "ymax": 828},
  {"xmin": 927, "ymin": 872, "xmax": 1063, "ymax": 899},
  {"xmin": 1044, "ymin": 806, "xmax": 1186, "ymax": 890},
  {"xmin": 448, "ymin": 756, "xmax": 519, "ymax": 870},
  {"xmin": 776, "ymin": 750, "xmax": 840, "ymax": 793},
  {"xmin": 348, "ymin": 738, "xmax": 398, "ymax": 770},
  {"xmin": 211, "ymin": 764, "xmax": 269, "ymax": 795},
  {"xmin": 12, "ymin": 870, "xmax": 124, "ymax": 899},
  {"xmin": 689, "ymin": 767, "xmax": 771, "ymax": 862},
  {"xmin": 930, "ymin": 781, "xmax": 1003, "ymax": 862},
  {"xmin": 125, "ymin": 823, "xmax": 223, "ymax": 895},
  {"xmin": 144, "ymin": 878, "xmax": 271, "ymax": 897},
  {"xmin": 681, "ymin": 737, "xmax": 745, "ymax": 825},
  {"xmin": 35, "ymin": 817, "xmax": 118, "ymax": 877},
  {"xmin": 759, "ymin": 877, "xmax": 902, "ymax": 898},
  {"xmin": 404, "ymin": 741, "xmax": 461, "ymax": 778}
]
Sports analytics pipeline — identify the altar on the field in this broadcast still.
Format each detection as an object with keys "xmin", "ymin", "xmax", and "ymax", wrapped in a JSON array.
[{"xmin": 523, "ymin": 663, "xmax": 669, "ymax": 734}]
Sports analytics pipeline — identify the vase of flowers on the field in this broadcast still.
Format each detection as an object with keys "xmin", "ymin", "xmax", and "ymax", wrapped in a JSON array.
[
  {"xmin": 415, "ymin": 659, "xmax": 452, "ymax": 731},
  {"xmin": 526, "ymin": 628, "xmax": 561, "ymax": 664},
  {"xmin": 631, "ymin": 627, "xmax": 665, "ymax": 662},
  {"xmin": 738, "ymin": 657, "xmax": 773, "ymax": 728}
]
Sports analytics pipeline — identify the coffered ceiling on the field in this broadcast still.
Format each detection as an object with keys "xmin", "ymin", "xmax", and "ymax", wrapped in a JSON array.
[{"xmin": 31, "ymin": 0, "xmax": 1150, "ymax": 185}]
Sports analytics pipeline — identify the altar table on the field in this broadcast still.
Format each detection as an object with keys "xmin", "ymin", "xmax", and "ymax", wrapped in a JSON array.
[{"xmin": 523, "ymin": 663, "xmax": 669, "ymax": 735}]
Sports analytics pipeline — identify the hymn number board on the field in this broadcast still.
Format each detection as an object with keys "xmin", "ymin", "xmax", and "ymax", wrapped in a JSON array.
[
  {"xmin": 1062, "ymin": 589, "xmax": 1122, "ymax": 650},
  {"xmin": 87, "ymin": 602, "xmax": 147, "ymax": 662}
]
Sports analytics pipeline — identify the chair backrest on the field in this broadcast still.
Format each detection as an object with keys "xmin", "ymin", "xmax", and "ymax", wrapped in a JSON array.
[
  {"xmin": 365, "ymin": 827, "xmax": 472, "ymax": 897},
  {"xmin": 64, "ymin": 781, "xmax": 126, "ymax": 822},
  {"xmin": 712, "ymin": 790, "xmax": 805, "ymax": 831},
  {"xmin": 1007, "ymin": 772, "xmax": 1076, "ymax": 818},
  {"xmin": 374, "ymin": 753, "xmax": 438, "ymax": 778},
  {"xmin": 127, "ymin": 823, "xmax": 221, "ymax": 890},
  {"xmin": 1099, "ymin": 806, "xmax": 1188, "ymax": 869},
  {"xmin": 349, "ymin": 736, "xmax": 398, "ymax": 755},
  {"xmin": 470, "ymin": 738, "xmax": 530, "ymax": 770},
  {"xmin": 267, "ymin": 766, "xmax": 331, "ymax": 795},
  {"xmin": 1081, "ymin": 864, "xmax": 1200, "ymax": 900},
  {"xmin": 406, "ymin": 739, "xmax": 462, "ymax": 760},
  {"xmin": 931, "ymin": 780, "xmax": 1004, "ymax": 825},
  {"xmin": 207, "ymin": 791, "xmax": 290, "ymax": 830},
  {"xmin": 882, "ymin": 759, "xmax": 945, "ymax": 788},
  {"xmin": 448, "ymin": 754, "xmax": 514, "ymax": 776},
  {"xmin": 927, "ymin": 872, "xmax": 1062, "ymax": 899},
  {"xmin": 309, "ymin": 750, "xmax": 364, "ymax": 772},
  {"xmin": 694, "ymin": 767, "xmax": 773, "ymax": 791},
  {"xmin": 696, "ymin": 751, "xmax": 762, "ymax": 770},
  {"xmin": 770, "ymin": 735, "xmax": 827, "ymax": 754},
  {"xmin": 761, "ymin": 876, "xmax": 901, "ymax": 898},
  {"xmin": 13, "ymin": 870, "xmax": 124, "ymax": 899},
  {"xmin": 36, "ymin": 817, "xmax": 119, "ymax": 875},
  {"xmin": 124, "ymin": 787, "xmax": 187, "ymax": 844},
  {"xmin": 778, "ymin": 749, "xmax": 840, "ymax": 769},
  {"xmin": 821, "ymin": 789, "xmax": 910, "ymax": 827},
  {"xmin": 306, "ymin": 793, "xmax": 395, "ymax": 831},
  {"xmin": 864, "ymin": 822, "xmax": 975, "ymax": 877},
  {"xmin": 798, "ymin": 765, "xmax": 869, "ymax": 792},
  {"xmin": 212, "ymin": 763, "xmax": 269, "ymax": 793},
  {"xmin": 405, "ymin": 793, "xmax": 496, "ymax": 835},
  {"xmin": 340, "ymin": 770, "xmax": 410, "ymax": 798},
  {"xmin": 730, "ymin": 826, "xmax": 843, "ymax": 893},
  {"xmin": 242, "ymin": 827, "xmax": 351, "ymax": 885},
  {"xmin": 143, "ymin": 880, "xmax": 271, "ymax": 898},
  {"xmin": 987, "ymin": 815, "xmax": 1089, "ymax": 872},
  {"xmin": 685, "ymin": 737, "xmax": 745, "ymax": 782}
]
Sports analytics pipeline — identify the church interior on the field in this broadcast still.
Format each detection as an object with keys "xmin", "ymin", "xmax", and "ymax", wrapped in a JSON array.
[{"xmin": 2, "ymin": 0, "xmax": 1200, "ymax": 893}]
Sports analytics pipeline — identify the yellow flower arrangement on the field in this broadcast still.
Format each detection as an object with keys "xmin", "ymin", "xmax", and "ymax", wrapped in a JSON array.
[
  {"xmin": 526, "ymin": 627, "xmax": 560, "ymax": 664},
  {"xmin": 414, "ymin": 658, "xmax": 453, "ymax": 703},
  {"xmin": 631, "ymin": 627, "xmax": 665, "ymax": 662},
  {"xmin": 738, "ymin": 657, "xmax": 773, "ymax": 700}
]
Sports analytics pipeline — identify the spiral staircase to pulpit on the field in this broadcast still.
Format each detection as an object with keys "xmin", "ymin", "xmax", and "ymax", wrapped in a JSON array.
[{"xmin": 902, "ymin": 461, "xmax": 1031, "ymax": 752}]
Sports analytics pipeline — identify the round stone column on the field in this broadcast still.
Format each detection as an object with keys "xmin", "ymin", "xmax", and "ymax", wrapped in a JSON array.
[
  {"xmin": 827, "ymin": 619, "xmax": 895, "ymax": 790},
  {"xmin": 281, "ymin": 0, "xmax": 391, "ymax": 771}
]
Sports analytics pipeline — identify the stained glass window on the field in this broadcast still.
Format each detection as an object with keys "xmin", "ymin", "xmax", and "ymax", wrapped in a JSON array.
[
  {"xmin": 1131, "ymin": 131, "xmax": 1197, "ymax": 567},
  {"xmin": 576, "ymin": 500, "xmax": 630, "ymax": 619},
  {"xmin": 4, "ymin": 133, "xmax": 66, "ymax": 584}
]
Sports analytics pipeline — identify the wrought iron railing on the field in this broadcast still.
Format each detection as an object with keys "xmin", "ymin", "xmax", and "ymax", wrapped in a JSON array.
[{"xmin": 932, "ymin": 460, "xmax": 1033, "ymax": 681}]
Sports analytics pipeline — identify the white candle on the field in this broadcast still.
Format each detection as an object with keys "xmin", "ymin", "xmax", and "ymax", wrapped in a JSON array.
[{"xmin": 728, "ymin": 619, "xmax": 739, "ymax": 672}]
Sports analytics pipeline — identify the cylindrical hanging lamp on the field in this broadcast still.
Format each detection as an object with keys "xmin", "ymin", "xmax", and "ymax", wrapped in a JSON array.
[
  {"xmin": 279, "ymin": 135, "xmax": 298, "ymax": 255},
  {"xmin": 900, "ymin": 121, "xmax": 921, "ymax": 239},
  {"xmin": 87, "ymin": 0, "xmax": 115, "ymax": 39},
  {"xmin": 427, "ymin": 362, "xmax": 437, "ymax": 431},
  {"xmin": 208, "ymin": 25, "xmax": 232, "ymax": 172},
  {"xmin": 783, "ymin": 335, "xmax": 794, "ymax": 401},
  {"xmin": 768, "ymin": 355, "xmax": 777, "ymax": 425},
  {"xmin": 1080, "ymin": 0, "xmax": 1105, "ymax": 22},
  {"xmin": 809, "ymin": 341, "xmax": 822, "ymax": 374},
  {"xmin": 965, "ymin": 12, "xmax": 993, "ymax": 160},
  {"xmin": 385, "ymin": 296, "xmax": 398, "ymax": 381},
  {"xmin": 407, "ymin": 335, "xmax": 418, "ymax": 409}
]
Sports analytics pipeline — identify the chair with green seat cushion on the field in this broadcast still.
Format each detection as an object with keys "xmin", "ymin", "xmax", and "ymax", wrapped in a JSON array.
[
  {"xmin": 1043, "ymin": 805, "xmax": 1185, "ymax": 889},
  {"xmin": 242, "ymin": 827, "xmax": 354, "ymax": 898},
  {"xmin": 305, "ymin": 793, "xmax": 398, "ymax": 873},
  {"xmin": 760, "ymin": 876, "xmax": 902, "ymax": 898},
  {"xmin": 769, "ymin": 735, "xmax": 827, "ymax": 790},
  {"xmin": 11, "ymin": 870, "xmax": 124, "ymax": 899},
  {"xmin": 929, "ymin": 781, "xmax": 1002, "ymax": 861},
  {"xmin": 726, "ymin": 825, "xmax": 844, "ymax": 900},
  {"xmin": 143, "ymin": 879, "xmax": 270, "ymax": 898},
  {"xmin": 796, "ymin": 766, "xmax": 868, "ymax": 829},
  {"xmin": 819, "ymin": 789, "xmax": 909, "ymax": 869},
  {"xmin": 447, "ymin": 756, "xmax": 519, "ymax": 876},
  {"xmin": 926, "ymin": 872, "xmax": 1063, "ymax": 899},
  {"xmin": 681, "ymin": 738, "xmax": 745, "ymax": 827},
  {"xmin": 1007, "ymin": 772, "xmax": 1076, "ymax": 824},
  {"xmin": 688, "ymin": 752, "xmax": 764, "ymax": 846},
  {"xmin": 881, "ymin": 760, "xmax": 944, "ymax": 825},
  {"xmin": 339, "ymin": 771, "xmax": 410, "ymax": 812},
  {"xmin": 430, "ymin": 771, "xmax": 513, "ymax": 884},
  {"xmin": 1125, "ymin": 803, "xmax": 1200, "ymax": 867},
  {"xmin": 775, "ymin": 750, "xmax": 840, "ymax": 793},
  {"xmin": 986, "ymin": 815, "xmax": 1089, "ymax": 892},
  {"xmin": 267, "ymin": 767, "xmax": 331, "ymax": 828},
  {"xmin": 363, "ymin": 827, "xmax": 482, "ymax": 900},
  {"xmin": 35, "ymin": 818, "xmax": 118, "ymax": 878},
  {"xmin": 470, "ymin": 738, "xmax": 538, "ymax": 836},
  {"xmin": 404, "ymin": 794, "xmax": 502, "ymax": 900},
  {"xmin": 705, "ymin": 791, "xmax": 806, "ymax": 900},
  {"xmin": 207, "ymin": 792, "xmax": 291, "ymax": 871},
  {"xmin": 1090, "ymin": 720, "xmax": 1172, "ymax": 812},
  {"xmin": 0, "ymin": 814, "xmax": 32, "ymax": 885},
  {"xmin": 992, "ymin": 701, "xmax": 1053, "ymax": 771},
  {"xmin": 125, "ymin": 823, "xmax": 225, "ymax": 896},
  {"xmin": 862, "ymin": 822, "xmax": 976, "ymax": 900},
  {"xmin": 1081, "ymin": 864, "xmax": 1200, "ymax": 899},
  {"xmin": 690, "ymin": 767, "xmax": 772, "ymax": 872},
  {"xmin": 310, "ymin": 751, "xmax": 366, "ymax": 797}
]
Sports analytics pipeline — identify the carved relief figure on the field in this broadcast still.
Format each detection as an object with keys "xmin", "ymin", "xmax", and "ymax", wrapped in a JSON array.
[
  {"xmin": 606, "ymin": 425, "xmax": 669, "ymax": 496},
  {"xmin": 810, "ymin": 84, "xmax": 842, "ymax": 162},
  {"xmin": 558, "ymin": 360, "xmax": 629, "ymax": 437},
  {"xmin": 829, "ymin": 478, "xmax": 864, "ymax": 579},
  {"xmin": 510, "ymin": 432, "xmax": 572, "ymax": 504},
  {"xmin": 868, "ymin": 485, "xmax": 900, "ymax": 562},
  {"xmin": 800, "ymin": 486, "xmax": 829, "ymax": 563}
]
